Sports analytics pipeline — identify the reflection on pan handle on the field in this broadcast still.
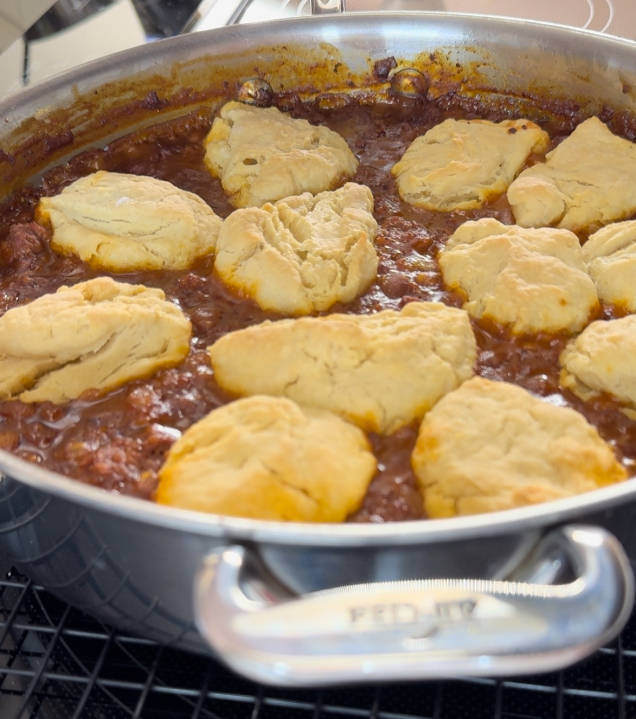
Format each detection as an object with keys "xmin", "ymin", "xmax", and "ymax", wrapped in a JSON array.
[
  {"xmin": 194, "ymin": 525, "xmax": 634, "ymax": 687},
  {"xmin": 310, "ymin": 0, "xmax": 345, "ymax": 13}
]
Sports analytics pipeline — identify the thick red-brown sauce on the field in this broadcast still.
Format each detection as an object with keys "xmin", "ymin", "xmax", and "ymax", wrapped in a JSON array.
[{"xmin": 1, "ymin": 95, "xmax": 636, "ymax": 523}]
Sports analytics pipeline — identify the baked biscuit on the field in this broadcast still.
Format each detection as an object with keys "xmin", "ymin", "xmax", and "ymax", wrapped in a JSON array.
[
  {"xmin": 204, "ymin": 101, "xmax": 358, "ymax": 208},
  {"xmin": 582, "ymin": 220, "xmax": 636, "ymax": 311},
  {"xmin": 391, "ymin": 118, "xmax": 549, "ymax": 211},
  {"xmin": 560, "ymin": 315, "xmax": 636, "ymax": 406},
  {"xmin": 155, "ymin": 395, "xmax": 376, "ymax": 522},
  {"xmin": 412, "ymin": 377, "xmax": 626, "ymax": 518},
  {"xmin": 36, "ymin": 171, "xmax": 222, "ymax": 271},
  {"xmin": 214, "ymin": 183, "xmax": 378, "ymax": 315},
  {"xmin": 438, "ymin": 217, "xmax": 598, "ymax": 334},
  {"xmin": 208, "ymin": 301, "xmax": 476, "ymax": 434},
  {"xmin": 0, "ymin": 277, "xmax": 191, "ymax": 403},
  {"xmin": 507, "ymin": 117, "xmax": 636, "ymax": 232}
]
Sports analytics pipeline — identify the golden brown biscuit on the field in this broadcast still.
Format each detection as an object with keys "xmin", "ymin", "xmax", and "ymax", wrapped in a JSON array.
[
  {"xmin": 155, "ymin": 395, "xmax": 376, "ymax": 521},
  {"xmin": 37, "ymin": 171, "xmax": 222, "ymax": 271},
  {"xmin": 0, "ymin": 277, "xmax": 191, "ymax": 403},
  {"xmin": 204, "ymin": 101, "xmax": 358, "ymax": 208},
  {"xmin": 391, "ymin": 118, "xmax": 549, "ymax": 211},
  {"xmin": 507, "ymin": 117, "xmax": 636, "ymax": 232},
  {"xmin": 214, "ymin": 182, "xmax": 378, "ymax": 315},
  {"xmin": 582, "ymin": 220, "xmax": 636, "ymax": 311},
  {"xmin": 412, "ymin": 377, "xmax": 626, "ymax": 518},
  {"xmin": 438, "ymin": 218, "xmax": 598, "ymax": 334},
  {"xmin": 208, "ymin": 301, "xmax": 476, "ymax": 434},
  {"xmin": 560, "ymin": 315, "xmax": 636, "ymax": 406}
]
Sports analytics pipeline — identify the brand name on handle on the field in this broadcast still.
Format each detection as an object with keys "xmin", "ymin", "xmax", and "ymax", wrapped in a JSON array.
[{"xmin": 348, "ymin": 599, "xmax": 477, "ymax": 628}]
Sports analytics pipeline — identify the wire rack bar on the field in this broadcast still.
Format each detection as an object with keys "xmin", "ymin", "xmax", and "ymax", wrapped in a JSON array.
[{"xmin": 0, "ymin": 564, "xmax": 634, "ymax": 719}]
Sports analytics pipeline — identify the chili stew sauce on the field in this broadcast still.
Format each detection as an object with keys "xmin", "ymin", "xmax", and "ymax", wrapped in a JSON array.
[{"xmin": 1, "ymin": 89, "xmax": 635, "ymax": 523}]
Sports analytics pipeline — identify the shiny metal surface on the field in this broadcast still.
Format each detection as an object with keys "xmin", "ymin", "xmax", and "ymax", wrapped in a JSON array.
[
  {"xmin": 311, "ymin": 0, "xmax": 344, "ymax": 13},
  {"xmin": 182, "ymin": 0, "xmax": 251, "ymax": 31},
  {"xmin": 195, "ymin": 528, "xmax": 634, "ymax": 686},
  {"xmin": 0, "ymin": 12, "xmax": 636, "ymax": 680},
  {"xmin": 187, "ymin": 0, "xmax": 636, "ymax": 40}
]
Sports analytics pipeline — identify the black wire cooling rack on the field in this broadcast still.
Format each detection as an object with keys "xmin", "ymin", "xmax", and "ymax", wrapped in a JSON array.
[{"xmin": 0, "ymin": 560, "xmax": 634, "ymax": 719}]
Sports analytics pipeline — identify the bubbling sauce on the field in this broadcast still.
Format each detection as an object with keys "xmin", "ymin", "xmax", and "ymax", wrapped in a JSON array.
[{"xmin": 0, "ymin": 94, "xmax": 635, "ymax": 522}]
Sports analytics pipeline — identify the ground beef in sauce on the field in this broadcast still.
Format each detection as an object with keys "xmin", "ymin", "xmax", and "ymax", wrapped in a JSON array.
[{"xmin": 1, "ymin": 96, "xmax": 636, "ymax": 520}]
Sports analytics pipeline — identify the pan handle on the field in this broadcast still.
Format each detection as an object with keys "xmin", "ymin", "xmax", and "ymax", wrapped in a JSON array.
[
  {"xmin": 310, "ymin": 0, "xmax": 345, "ymax": 13},
  {"xmin": 194, "ymin": 525, "xmax": 634, "ymax": 686}
]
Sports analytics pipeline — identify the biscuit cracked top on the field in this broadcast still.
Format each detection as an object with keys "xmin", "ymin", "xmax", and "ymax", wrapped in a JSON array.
[
  {"xmin": 214, "ymin": 182, "xmax": 378, "ymax": 315},
  {"xmin": 204, "ymin": 101, "xmax": 359, "ymax": 208},
  {"xmin": 507, "ymin": 117, "xmax": 636, "ymax": 232},
  {"xmin": 582, "ymin": 220, "xmax": 636, "ymax": 312},
  {"xmin": 560, "ymin": 315, "xmax": 636, "ymax": 408},
  {"xmin": 208, "ymin": 301, "xmax": 476, "ymax": 435},
  {"xmin": 438, "ymin": 218, "xmax": 598, "ymax": 334},
  {"xmin": 412, "ymin": 377, "xmax": 627, "ymax": 518},
  {"xmin": 0, "ymin": 277, "xmax": 191, "ymax": 403},
  {"xmin": 391, "ymin": 118, "xmax": 549, "ymax": 211},
  {"xmin": 36, "ymin": 171, "xmax": 222, "ymax": 272},
  {"xmin": 156, "ymin": 395, "xmax": 376, "ymax": 522}
]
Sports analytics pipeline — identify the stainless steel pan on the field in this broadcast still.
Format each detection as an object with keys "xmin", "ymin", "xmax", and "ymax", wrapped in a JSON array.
[{"xmin": 0, "ymin": 12, "xmax": 635, "ymax": 687}]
